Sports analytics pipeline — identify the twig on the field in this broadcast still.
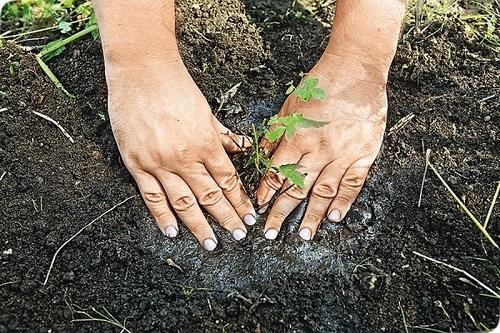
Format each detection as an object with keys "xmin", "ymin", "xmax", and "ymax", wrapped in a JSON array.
[
  {"xmin": 43, "ymin": 195, "xmax": 136, "ymax": 285},
  {"xmin": 413, "ymin": 251, "xmax": 500, "ymax": 298},
  {"xmin": 399, "ymin": 301, "xmax": 409, "ymax": 333},
  {"xmin": 0, "ymin": 171, "xmax": 6, "ymax": 182},
  {"xmin": 388, "ymin": 113, "xmax": 415, "ymax": 136},
  {"xmin": 418, "ymin": 149, "xmax": 431, "ymax": 207},
  {"xmin": 484, "ymin": 181, "xmax": 500, "ymax": 229},
  {"xmin": 0, "ymin": 280, "xmax": 19, "ymax": 287},
  {"xmin": 32, "ymin": 111, "xmax": 75, "ymax": 144},
  {"xmin": 72, "ymin": 306, "xmax": 132, "ymax": 333},
  {"xmin": 426, "ymin": 150, "xmax": 498, "ymax": 249},
  {"xmin": 0, "ymin": 108, "xmax": 7, "ymax": 112}
]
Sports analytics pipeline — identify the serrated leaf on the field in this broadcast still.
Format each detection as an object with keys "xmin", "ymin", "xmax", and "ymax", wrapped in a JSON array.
[
  {"xmin": 296, "ymin": 116, "xmax": 329, "ymax": 129},
  {"xmin": 58, "ymin": 20, "xmax": 72, "ymax": 34},
  {"xmin": 278, "ymin": 164, "xmax": 305, "ymax": 188},
  {"xmin": 265, "ymin": 126, "xmax": 286, "ymax": 142},
  {"xmin": 294, "ymin": 76, "xmax": 326, "ymax": 102},
  {"xmin": 312, "ymin": 88, "xmax": 326, "ymax": 101}
]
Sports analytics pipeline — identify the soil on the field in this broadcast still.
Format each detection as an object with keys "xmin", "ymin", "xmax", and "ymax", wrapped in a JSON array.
[{"xmin": 1, "ymin": 0, "xmax": 499, "ymax": 332}]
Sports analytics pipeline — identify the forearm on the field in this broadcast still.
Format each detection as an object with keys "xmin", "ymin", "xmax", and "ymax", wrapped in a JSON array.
[
  {"xmin": 324, "ymin": 0, "xmax": 406, "ymax": 83},
  {"xmin": 92, "ymin": 0, "xmax": 179, "ymax": 67}
]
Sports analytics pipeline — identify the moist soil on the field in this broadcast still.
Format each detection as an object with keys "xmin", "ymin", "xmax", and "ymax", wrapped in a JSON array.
[{"xmin": 1, "ymin": 0, "xmax": 499, "ymax": 332}]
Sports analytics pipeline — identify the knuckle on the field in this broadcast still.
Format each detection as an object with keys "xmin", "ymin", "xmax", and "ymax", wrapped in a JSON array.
[
  {"xmin": 341, "ymin": 173, "xmax": 366, "ymax": 190},
  {"xmin": 198, "ymin": 188, "xmax": 223, "ymax": 207},
  {"xmin": 217, "ymin": 214, "xmax": 235, "ymax": 228},
  {"xmin": 304, "ymin": 211, "xmax": 323, "ymax": 224},
  {"xmin": 269, "ymin": 208, "xmax": 288, "ymax": 222},
  {"xmin": 291, "ymin": 133, "xmax": 307, "ymax": 148},
  {"xmin": 312, "ymin": 183, "xmax": 337, "ymax": 199},
  {"xmin": 263, "ymin": 172, "xmax": 283, "ymax": 190},
  {"xmin": 188, "ymin": 222, "xmax": 209, "ymax": 237},
  {"xmin": 218, "ymin": 173, "xmax": 239, "ymax": 192},
  {"xmin": 318, "ymin": 137, "xmax": 330, "ymax": 151},
  {"xmin": 144, "ymin": 192, "xmax": 165, "ymax": 205},
  {"xmin": 171, "ymin": 195, "xmax": 197, "ymax": 212},
  {"xmin": 285, "ymin": 186, "xmax": 307, "ymax": 200}
]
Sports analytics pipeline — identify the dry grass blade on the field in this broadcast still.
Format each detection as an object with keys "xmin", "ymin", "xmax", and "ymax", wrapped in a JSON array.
[
  {"xmin": 413, "ymin": 251, "xmax": 500, "ymax": 298},
  {"xmin": 43, "ymin": 195, "xmax": 136, "ymax": 285},
  {"xmin": 484, "ymin": 181, "xmax": 500, "ymax": 229},
  {"xmin": 32, "ymin": 110, "xmax": 75, "ymax": 143},
  {"xmin": 425, "ymin": 150, "xmax": 498, "ymax": 249}
]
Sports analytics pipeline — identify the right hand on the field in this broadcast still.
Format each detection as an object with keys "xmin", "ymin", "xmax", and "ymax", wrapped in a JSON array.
[{"xmin": 105, "ymin": 56, "xmax": 256, "ymax": 251}]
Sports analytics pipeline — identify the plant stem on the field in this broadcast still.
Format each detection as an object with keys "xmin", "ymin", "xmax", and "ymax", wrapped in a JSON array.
[
  {"xmin": 38, "ymin": 24, "xmax": 98, "ymax": 59},
  {"xmin": 484, "ymin": 181, "xmax": 500, "ymax": 229}
]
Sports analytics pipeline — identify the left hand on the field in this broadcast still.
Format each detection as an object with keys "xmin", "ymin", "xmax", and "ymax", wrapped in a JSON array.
[{"xmin": 256, "ymin": 53, "xmax": 388, "ymax": 241}]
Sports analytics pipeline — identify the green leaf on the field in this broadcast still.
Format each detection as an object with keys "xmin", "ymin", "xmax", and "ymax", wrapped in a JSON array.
[
  {"xmin": 265, "ymin": 126, "xmax": 286, "ymax": 142},
  {"xmin": 295, "ymin": 116, "xmax": 329, "ymax": 129},
  {"xmin": 266, "ymin": 113, "xmax": 328, "ymax": 141},
  {"xmin": 294, "ymin": 76, "xmax": 326, "ymax": 102},
  {"xmin": 277, "ymin": 164, "xmax": 305, "ymax": 188},
  {"xmin": 312, "ymin": 88, "xmax": 326, "ymax": 101},
  {"xmin": 58, "ymin": 20, "xmax": 72, "ymax": 34}
]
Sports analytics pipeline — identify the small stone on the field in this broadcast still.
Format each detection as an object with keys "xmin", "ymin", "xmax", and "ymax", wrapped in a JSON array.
[
  {"xmin": 484, "ymin": 115, "xmax": 491, "ymax": 121},
  {"xmin": 2, "ymin": 249, "xmax": 12, "ymax": 255}
]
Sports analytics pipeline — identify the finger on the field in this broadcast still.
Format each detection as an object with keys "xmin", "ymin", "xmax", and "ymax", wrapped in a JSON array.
[
  {"xmin": 264, "ymin": 154, "xmax": 321, "ymax": 240},
  {"xmin": 204, "ymin": 150, "xmax": 256, "ymax": 226},
  {"xmin": 132, "ymin": 170, "xmax": 178, "ymax": 238},
  {"xmin": 159, "ymin": 172, "xmax": 218, "ymax": 251},
  {"xmin": 180, "ymin": 164, "xmax": 248, "ymax": 241},
  {"xmin": 212, "ymin": 116, "xmax": 252, "ymax": 153},
  {"xmin": 299, "ymin": 160, "xmax": 348, "ymax": 240},
  {"xmin": 255, "ymin": 142, "xmax": 302, "ymax": 212},
  {"xmin": 327, "ymin": 159, "xmax": 371, "ymax": 223}
]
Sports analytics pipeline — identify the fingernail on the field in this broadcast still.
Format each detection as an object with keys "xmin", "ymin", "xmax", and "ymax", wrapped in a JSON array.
[
  {"xmin": 233, "ymin": 229, "xmax": 247, "ymax": 241},
  {"xmin": 328, "ymin": 209, "xmax": 341, "ymax": 222},
  {"xmin": 203, "ymin": 239, "xmax": 217, "ymax": 251},
  {"xmin": 264, "ymin": 228, "xmax": 278, "ymax": 240},
  {"xmin": 299, "ymin": 228, "xmax": 311, "ymax": 241},
  {"xmin": 163, "ymin": 225, "xmax": 178, "ymax": 238},
  {"xmin": 258, "ymin": 205, "xmax": 268, "ymax": 214},
  {"xmin": 243, "ymin": 214, "xmax": 256, "ymax": 226}
]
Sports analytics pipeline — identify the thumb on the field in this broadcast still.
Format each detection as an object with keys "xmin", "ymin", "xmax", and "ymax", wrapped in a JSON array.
[{"xmin": 212, "ymin": 115, "xmax": 253, "ymax": 154}]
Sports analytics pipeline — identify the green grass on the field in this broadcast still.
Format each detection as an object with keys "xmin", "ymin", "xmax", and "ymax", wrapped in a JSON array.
[
  {"xmin": 405, "ymin": 0, "xmax": 500, "ymax": 52},
  {"xmin": 2, "ymin": 0, "xmax": 93, "ymax": 31}
]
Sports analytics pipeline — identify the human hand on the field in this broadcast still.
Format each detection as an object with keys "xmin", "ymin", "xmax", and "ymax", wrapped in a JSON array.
[
  {"xmin": 106, "ymin": 57, "xmax": 256, "ymax": 251},
  {"xmin": 256, "ymin": 53, "xmax": 388, "ymax": 241}
]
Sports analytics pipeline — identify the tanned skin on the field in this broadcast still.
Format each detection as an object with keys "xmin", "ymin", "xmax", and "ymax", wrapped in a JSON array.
[{"xmin": 93, "ymin": 0, "xmax": 406, "ymax": 250}]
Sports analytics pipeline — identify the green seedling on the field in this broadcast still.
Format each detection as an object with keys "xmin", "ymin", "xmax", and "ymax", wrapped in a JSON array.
[
  {"xmin": 254, "ymin": 75, "xmax": 328, "ymax": 190},
  {"xmin": 265, "ymin": 113, "xmax": 328, "ymax": 142},
  {"xmin": 289, "ymin": 76, "xmax": 326, "ymax": 102}
]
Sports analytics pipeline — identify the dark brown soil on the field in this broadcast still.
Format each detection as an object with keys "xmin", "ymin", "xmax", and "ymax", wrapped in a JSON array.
[{"xmin": 1, "ymin": 0, "xmax": 499, "ymax": 332}]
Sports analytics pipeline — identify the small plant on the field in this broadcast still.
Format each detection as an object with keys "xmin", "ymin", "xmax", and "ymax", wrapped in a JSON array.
[
  {"xmin": 249, "ymin": 75, "xmax": 327, "ymax": 193},
  {"xmin": 287, "ymin": 76, "xmax": 326, "ymax": 102}
]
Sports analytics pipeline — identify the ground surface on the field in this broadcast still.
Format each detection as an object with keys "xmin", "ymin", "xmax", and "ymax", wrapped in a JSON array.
[{"xmin": 1, "ymin": 0, "xmax": 499, "ymax": 332}]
